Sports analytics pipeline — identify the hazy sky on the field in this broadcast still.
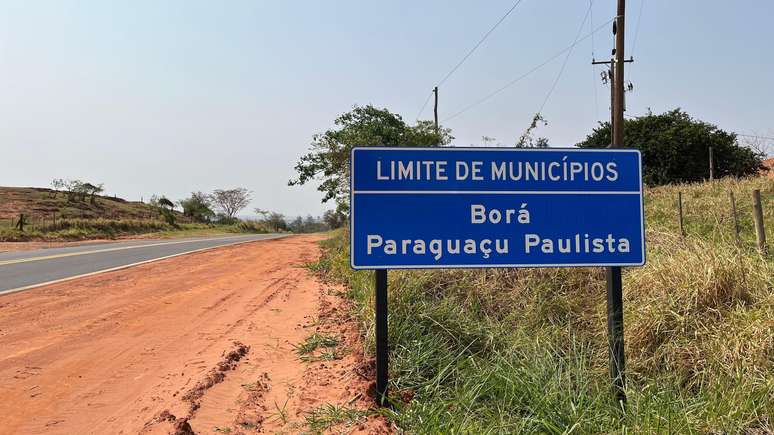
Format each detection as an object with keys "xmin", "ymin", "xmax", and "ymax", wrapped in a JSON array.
[{"xmin": 1, "ymin": 1, "xmax": 772, "ymax": 216}]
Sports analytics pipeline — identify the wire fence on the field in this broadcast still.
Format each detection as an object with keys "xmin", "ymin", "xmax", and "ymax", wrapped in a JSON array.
[
  {"xmin": 649, "ymin": 183, "xmax": 772, "ymax": 255},
  {"xmin": 0, "ymin": 212, "xmax": 196, "ymax": 235}
]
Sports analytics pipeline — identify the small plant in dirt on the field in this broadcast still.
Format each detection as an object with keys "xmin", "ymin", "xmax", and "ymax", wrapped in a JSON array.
[
  {"xmin": 304, "ymin": 404, "xmax": 370, "ymax": 433},
  {"xmin": 300, "ymin": 348, "xmax": 343, "ymax": 362},
  {"xmin": 268, "ymin": 398, "xmax": 290, "ymax": 425},
  {"xmin": 293, "ymin": 333, "xmax": 342, "ymax": 361}
]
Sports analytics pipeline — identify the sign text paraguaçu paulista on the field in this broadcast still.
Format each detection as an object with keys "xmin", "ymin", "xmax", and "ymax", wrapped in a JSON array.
[{"xmin": 350, "ymin": 147, "xmax": 645, "ymax": 269}]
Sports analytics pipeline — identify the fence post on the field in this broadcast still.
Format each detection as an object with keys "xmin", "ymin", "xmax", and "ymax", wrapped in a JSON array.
[
  {"xmin": 708, "ymin": 146, "xmax": 714, "ymax": 181},
  {"xmin": 752, "ymin": 189, "xmax": 767, "ymax": 254},
  {"xmin": 730, "ymin": 192, "xmax": 740, "ymax": 245},
  {"xmin": 678, "ymin": 192, "xmax": 685, "ymax": 238},
  {"xmin": 16, "ymin": 213, "xmax": 26, "ymax": 232}
]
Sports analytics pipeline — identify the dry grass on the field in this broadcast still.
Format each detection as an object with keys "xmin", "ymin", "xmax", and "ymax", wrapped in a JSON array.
[
  {"xmin": 314, "ymin": 176, "xmax": 774, "ymax": 433},
  {"xmin": 627, "ymin": 233, "xmax": 773, "ymax": 388},
  {"xmin": 646, "ymin": 176, "xmax": 773, "ymax": 246}
]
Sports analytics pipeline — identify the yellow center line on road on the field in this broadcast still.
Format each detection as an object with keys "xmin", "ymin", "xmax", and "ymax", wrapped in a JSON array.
[{"xmin": 0, "ymin": 235, "xmax": 252, "ymax": 267}]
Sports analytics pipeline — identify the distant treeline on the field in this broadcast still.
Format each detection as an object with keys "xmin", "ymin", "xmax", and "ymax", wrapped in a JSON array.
[{"xmin": 256, "ymin": 209, "xmax": 346, "ymax": 233}]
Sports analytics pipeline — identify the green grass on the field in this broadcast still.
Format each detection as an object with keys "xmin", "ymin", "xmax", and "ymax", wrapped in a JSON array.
[
  {"xmin": 269, "ymin": 398, "xmax": 291, "ymax": 425},
  {"xmin": 294, "ymin": 332, "xmax": 343, "ymax": 362},
  {"xmin": 303, "ymin": 404, "xmax": 370, "ymax": 433},
  {"xmin": 312, "ymin": 176, "xmax": 774, "ymax": 434},
  {"xmin": 645, "ymin": 177, "xmax": 773, "ymax": 246},
  {"xmin": 0, "ymin": 219, "xmax": 174, "ymax": 241},
  {"xmin": 0, "ymin": 218, "xmax": 275, "ymax": 242}
]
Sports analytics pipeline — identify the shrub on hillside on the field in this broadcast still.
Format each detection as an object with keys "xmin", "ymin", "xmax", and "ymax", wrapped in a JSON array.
[{"xmin": 230, "ymin": 220, "xmax": 272, "ymax": 233}]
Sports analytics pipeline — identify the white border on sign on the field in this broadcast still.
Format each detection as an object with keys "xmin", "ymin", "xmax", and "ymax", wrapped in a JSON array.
[{"xmin": 349, "ymin": 146, "xmax": 646, "ymax": 270}]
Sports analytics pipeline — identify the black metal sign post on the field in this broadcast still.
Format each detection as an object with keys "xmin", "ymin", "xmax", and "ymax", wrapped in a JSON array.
[
  {"xmin": 374, "ymin": 269, "xmax": 389, "ymax": 406},
  {"xmin": 606, "ymin": 266, "xmax": 626, "ymax": 403}
]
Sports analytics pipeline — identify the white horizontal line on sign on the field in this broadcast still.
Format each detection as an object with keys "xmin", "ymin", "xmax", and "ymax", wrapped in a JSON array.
[
  {"xmin": 351, "ymin": 261, "xmax": 646, "ymax": 270},
  {"xmin": 352, "ymin": 190, "xmax": 641, "ymax": 195},
  {"xmin": 353, "ymin": 147, "xmax": 640, "ymax": 153}
]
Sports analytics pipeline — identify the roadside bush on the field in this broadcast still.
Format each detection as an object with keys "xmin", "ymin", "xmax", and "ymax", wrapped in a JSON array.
[
  {"xmin": 577, "ymin": 109, "xmax": 764, "ymax": 185},
  {"xmin": 228, "ymin": 219, "xmax": 272, "ymax": 234},
  {"xmin": 37, "ymin": 218, "xmax": 172, "ymax": 235}
]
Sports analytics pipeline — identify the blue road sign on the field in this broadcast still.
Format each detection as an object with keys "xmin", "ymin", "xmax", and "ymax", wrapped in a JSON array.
[{"xmin": 350, "ymin": 147, "xmax": 645, "ymax": 269}]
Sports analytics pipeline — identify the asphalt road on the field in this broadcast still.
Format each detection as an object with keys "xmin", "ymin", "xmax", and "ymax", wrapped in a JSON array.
[{"xmin": 0, "ymin": 234, "xmax": 286, "ymax": 295}]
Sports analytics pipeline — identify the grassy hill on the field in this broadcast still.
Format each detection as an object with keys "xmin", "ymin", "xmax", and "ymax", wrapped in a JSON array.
[
  {"xmin": 0, "ymin": 186, "xmax": 159, "ymax": 221},
  {"xmin": 313, "ymin": 176, "xmax": 773, "ymax": 433},
  {"xmin": 0, "ymin": 186, "xmax": 271, "ymax": 241}
]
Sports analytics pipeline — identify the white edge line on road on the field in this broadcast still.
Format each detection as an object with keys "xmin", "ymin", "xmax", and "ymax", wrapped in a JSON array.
[{"xmin": 0, "ymin": 234, "xmax": 288, "ymax": 297}]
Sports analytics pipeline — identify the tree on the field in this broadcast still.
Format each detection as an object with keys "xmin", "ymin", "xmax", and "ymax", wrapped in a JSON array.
[
  {"xmin": 63, "ymin": 179, "xmax": 85, "ymax": 202},
  {"xmin": 81, "ymin": 182, "xmax": 104, "ymax": 205},
  {"xmin": 577, "ymin": 109, "xmax": 763, "ymax": 185},
  {"xmin": 148, "ymin": 195, "xmax": 177, "ymax": 225},
  {"xmin": 323, "ymin": 209, "xmax": 347, "ymax": 229},
  {"xmin": 51, "ymin": 178, "xmax": 66, "ymax": 198},
  {"xmin": 289, "ymin": 105, "xmax": 453, "ymax": 213},
  {"xmin": 211, "ymin": 188, "xmax": 251, "ymax": 219},
  {"xmin": 255, "ymin": 209, "xmax": 288, "ymax": 232},
  {"xmin": 288, "ymin": 216, "xmax": 304, "ymax": 233},
  {"xmin": 57, "ymin": 179, "xmax": 103, "ymax": 203},
  {"xmin": 157, "ymin": 196, "xmax": 174, "ymax": 209},
  {"xmin": 515, "ymin": 113, "xmax": 549, "ymax": 148},
  {"xmin": 284, "ymin": 214, "xmax": 329, "ymax": 233},
  {"xmin": 179, "ymin": 192, "xmax": 215, "ymax": 223},
  {"xmin": 481, "ymin": 136, "xmax": 500, "ymax": 147}
]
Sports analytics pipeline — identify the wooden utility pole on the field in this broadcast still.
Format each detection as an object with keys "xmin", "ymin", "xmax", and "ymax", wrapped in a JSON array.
[
  {"xmin": 608, "ymin": 0, "xmax": 627, "ymax": 405},
  {"xmin": 592, "ymin": 3, "xmax": 633, "ymax": 404},
  {"xmin": 433, "ymin": 86, "xmax": 439, "ymax": 138},
  {"xmin": 612, "ymin": 0, "xmax": 625, "ymax": 148}
]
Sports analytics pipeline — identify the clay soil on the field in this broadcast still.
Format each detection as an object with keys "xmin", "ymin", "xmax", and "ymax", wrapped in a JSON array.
[{"xmin": 0, "ymin": 235, "xmax": 388, "ymax": 434}]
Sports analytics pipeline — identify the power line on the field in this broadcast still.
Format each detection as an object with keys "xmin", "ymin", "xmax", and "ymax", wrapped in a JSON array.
[
  {"xmin": 443, "ymin": 16, "xmax": 615, "ymax": 123},
  {"xmin": 612, "ymin": 121, "xmax": 773, "ymax": 144},
  {"xmin": 437, "ymin": 0, "xmax": 526, "ymax": 88},
  {"xmin": 537, "ymin": 1, "xmax": 594, "ymax": 114},
  {"xmin": 417, "ymin": 0, "xmax": 526, "ymax": 119},
  {"xmin": 737, "ymin": 133, "xmax": 774, "ymax": 141},
  {"xmin": 627, "ymin": 0, "xmax": 644, "ymax": 83},
  {"xmin": 590, "ymin": 0, "xmax": 600, "ymax": 122},
  {"xmin": 630, "ymin": 0, "xmax": 645, "ymax": 57},
  {"xmin": 614, "ymin": 115, "xmax": 772, "ymax": 144}
]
